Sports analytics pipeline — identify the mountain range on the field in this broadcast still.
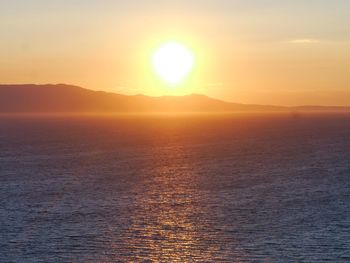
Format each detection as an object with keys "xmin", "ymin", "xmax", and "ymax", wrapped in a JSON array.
[{"xmin": 0, "ymin": 84, "xmax": 349, "ymax": 113}]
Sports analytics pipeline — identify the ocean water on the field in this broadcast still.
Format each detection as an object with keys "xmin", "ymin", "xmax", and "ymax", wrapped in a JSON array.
[{"xmin": 0, "ymin": 113, "xmax": 349, "ymax": 262}]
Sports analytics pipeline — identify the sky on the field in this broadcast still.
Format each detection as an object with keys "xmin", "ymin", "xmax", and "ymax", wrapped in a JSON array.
[{"xmin": 1, "ymin": 0, "xmax": 350, "ymax": 106}]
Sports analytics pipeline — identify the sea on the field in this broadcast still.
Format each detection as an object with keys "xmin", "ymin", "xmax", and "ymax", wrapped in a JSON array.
[{"xmin": 0, "ymin": 113, "xmax": 349, "ymax": 262}]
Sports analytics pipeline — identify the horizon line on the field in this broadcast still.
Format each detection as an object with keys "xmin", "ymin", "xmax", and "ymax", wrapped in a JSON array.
[{"xmin": 1, "ymin": 83, "xmax": 350, "ymax": 109}]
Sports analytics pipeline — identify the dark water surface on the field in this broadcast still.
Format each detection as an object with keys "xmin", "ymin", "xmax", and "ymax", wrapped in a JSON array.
[{"xmin": 0, "ymin": 113, "xmax": 349, "ymax": 262}]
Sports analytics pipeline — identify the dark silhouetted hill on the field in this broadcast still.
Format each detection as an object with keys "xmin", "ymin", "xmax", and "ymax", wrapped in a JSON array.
[{"xmin": 0, "ymin": 84, "xmax": 349, "ymax": 113}]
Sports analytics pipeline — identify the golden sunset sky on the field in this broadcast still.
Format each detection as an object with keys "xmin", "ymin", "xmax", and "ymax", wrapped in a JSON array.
[{"xmin": 1, "ymin": 1, "xmax": 350, "ymax": 106}]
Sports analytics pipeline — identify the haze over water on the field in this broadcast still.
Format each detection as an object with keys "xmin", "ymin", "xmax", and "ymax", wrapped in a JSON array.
[{"xmin": 1, "ymin": 113, "xmax": 349, "ymax": 262}]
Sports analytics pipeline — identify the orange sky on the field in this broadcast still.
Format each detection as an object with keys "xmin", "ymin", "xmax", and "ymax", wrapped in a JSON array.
[{"xmin": 1, "ymin": 1, "xmax": 350, "ymax": 106}]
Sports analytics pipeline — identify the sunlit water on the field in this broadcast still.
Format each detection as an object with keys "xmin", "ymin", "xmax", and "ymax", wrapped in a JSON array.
[{"xmin": 0, "ymin": 114, "xmax": 349, "ymax": 262}]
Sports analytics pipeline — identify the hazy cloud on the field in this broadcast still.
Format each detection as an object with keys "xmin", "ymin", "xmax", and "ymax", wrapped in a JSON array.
[{"xmin": 288, "ymin": 39, "xmax": 321, "ymax": 44}]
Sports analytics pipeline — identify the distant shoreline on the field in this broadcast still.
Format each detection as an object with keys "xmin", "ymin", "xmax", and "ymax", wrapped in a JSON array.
[{"xmin": 1, "ymin": 84, "xmax": 350, "ymax": 113}]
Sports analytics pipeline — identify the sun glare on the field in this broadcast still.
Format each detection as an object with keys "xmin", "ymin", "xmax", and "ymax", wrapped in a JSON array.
[{"xmin": 152, "ymin": 42, "xmax": 194, "ymax": 86}]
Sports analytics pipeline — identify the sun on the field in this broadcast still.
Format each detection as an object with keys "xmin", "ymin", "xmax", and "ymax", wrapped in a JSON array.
[{"xmin": 152, "ymin": 41, "xmax": 195, "ymax": 86}]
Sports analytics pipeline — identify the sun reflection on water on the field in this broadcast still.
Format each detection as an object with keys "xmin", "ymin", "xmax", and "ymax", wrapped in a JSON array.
[{"xmin": 113, "ymin": 145, "xmax": 236, "ymax": 261}]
